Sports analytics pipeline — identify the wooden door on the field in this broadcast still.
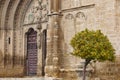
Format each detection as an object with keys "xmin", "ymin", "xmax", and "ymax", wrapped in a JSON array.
[{"xmin": 26, "ymin": 28, "xmax": 37, "ymax": 76}]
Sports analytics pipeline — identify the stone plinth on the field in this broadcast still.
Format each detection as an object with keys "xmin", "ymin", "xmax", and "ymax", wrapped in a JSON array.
[{"xmin": 60, "ymin": 68, "xmax": 92, "ymax": 80}]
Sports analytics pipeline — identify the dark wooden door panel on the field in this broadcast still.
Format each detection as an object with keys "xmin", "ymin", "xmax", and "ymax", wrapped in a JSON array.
[{"xmin": 27, "ymin": 29, "xmax": 37, "ymax": 76}]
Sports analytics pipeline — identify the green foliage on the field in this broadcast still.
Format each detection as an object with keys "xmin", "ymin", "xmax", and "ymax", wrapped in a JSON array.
[{"xmin": 70, "ymin": 29, "xmax": 115, "ymax": 62}]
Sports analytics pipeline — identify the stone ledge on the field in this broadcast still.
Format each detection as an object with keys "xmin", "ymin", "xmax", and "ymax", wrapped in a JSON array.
[{"xmin": 60, "ymin": 68, "xmax": 92, "ymax": 72}]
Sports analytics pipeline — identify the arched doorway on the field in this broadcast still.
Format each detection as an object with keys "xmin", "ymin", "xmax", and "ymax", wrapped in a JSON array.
[{"xmin": 26, "ymin": 28, "xmax": 37, "ymax": 76}]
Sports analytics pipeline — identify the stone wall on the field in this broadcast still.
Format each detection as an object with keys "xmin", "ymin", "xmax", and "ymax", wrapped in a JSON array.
[
  {"xmin": 59, "ymin": 0, "xmax": 120, "ymax": 80},
  {"xmin": 92, "ymin": 56, "xmax": 120, "ymax": 80},
  {"xmin": 0, "ymin": 0, "xmax": 120, "ymax": 79}
]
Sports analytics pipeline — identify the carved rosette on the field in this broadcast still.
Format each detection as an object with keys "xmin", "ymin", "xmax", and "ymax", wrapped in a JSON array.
[{"xmin": 24, "ymin": 0, "xmax": 49, "ymax": 24}]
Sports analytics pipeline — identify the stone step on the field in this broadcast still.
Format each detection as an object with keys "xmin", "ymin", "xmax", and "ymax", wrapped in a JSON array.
[{"xmin": 0, "ymin": 77, "xmax": 62, "ymax": 80}]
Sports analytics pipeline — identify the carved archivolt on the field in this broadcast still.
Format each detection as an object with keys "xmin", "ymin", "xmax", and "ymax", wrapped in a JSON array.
[
  {"xmin": 11, "ymin": 0, "xmax": 35, "ymax": 66},
  {"xmin": 24, "ymin": 0, "xmax": 49, "ymax": 24},
  {"xmin": 0, "ymin": 0, "xmax": 6, "ymax": 38}
]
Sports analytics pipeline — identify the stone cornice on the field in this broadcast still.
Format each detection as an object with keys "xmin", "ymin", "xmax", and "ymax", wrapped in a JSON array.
[{"xmin": 61, "ymin": 4, "xmax": 95, "ymax": 13}]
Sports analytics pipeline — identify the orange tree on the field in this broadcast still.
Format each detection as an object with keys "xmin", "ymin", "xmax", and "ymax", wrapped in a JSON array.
[{"xmin": 70, "ymin": 29, "xmax": 115, "ymax": 80}]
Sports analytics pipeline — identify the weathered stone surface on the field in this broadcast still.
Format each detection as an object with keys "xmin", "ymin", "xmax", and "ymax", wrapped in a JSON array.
[{"xmin": 0, "ymin": 0, "xmax": 120, "ymax": 80}]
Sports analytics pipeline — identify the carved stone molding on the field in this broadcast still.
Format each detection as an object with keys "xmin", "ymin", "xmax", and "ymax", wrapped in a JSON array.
[
  {"xmin": 65, "ymin": 13, "xmax": 74, "ymax": 20},
  {"xmin": 75, "ymin": 12, "xmax": 87, "ymax": 33},
  {"xmin": 13, "ymin": 0, "xmax": 29, "ymax": 66},
  {"xmin": 63, "ymin": 12, "xmax": 87, "ymax": 53},
  {"xmin": 75, "ymin": 11, "xmax": 86, "ymax": 25},
  {"xmin": 4, "ymin": 0, "xmax": 16, "ymax": 67},
  {"xmin": 0, "ymin": 0, "xmax": 5, "ymax": 28},
  {"xmin": 0, "ymin": 0, "xmax": 5, "ymax": 38},
  {"xmin": 63, "ymin": 13, "xmax": 75, "ymax": 53},
  {"xmin": 75, "ymin": 12, "xmax": 86, "ymax": 20}
]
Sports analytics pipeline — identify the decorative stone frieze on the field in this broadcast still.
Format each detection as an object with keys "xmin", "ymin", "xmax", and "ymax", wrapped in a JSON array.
[{"xmin": 24, "ymin": 0, "xmax": 49, "ymax": 24}]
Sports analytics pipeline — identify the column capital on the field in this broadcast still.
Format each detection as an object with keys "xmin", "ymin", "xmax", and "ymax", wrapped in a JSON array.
[{"xmin": 47, "ymin": 12, "xmax": 63, "ymax": 16}]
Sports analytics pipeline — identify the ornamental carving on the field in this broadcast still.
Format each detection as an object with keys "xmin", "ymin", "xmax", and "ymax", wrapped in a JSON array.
[
  {"xmin": 65, "ymin": 13, "xmax": 74, "ymax": 20},
  {"xmin": 75, "ymin": 12, "xmax": 86, "ymax": 25},
  {"xmin": 76, "ymin": 12, "xmax": 86, "ymax": 19},
  {"xmin": 24, "ymin": 0, "xmax": 49, "ymax": 24}
]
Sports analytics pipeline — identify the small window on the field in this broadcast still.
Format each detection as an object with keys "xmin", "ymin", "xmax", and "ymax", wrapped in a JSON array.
[{"xmin": 8, "ymin": 37, "xmax": 10, "ymax": 44}]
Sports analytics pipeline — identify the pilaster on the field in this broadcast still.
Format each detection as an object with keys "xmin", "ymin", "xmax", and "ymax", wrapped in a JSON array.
[{"xmin": 45, "ymin": 0, "xmax": 61, "ymax": 78}]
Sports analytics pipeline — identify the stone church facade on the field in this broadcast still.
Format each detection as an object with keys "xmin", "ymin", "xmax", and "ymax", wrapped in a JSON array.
[{"xmin": 1, "ymin": 0, "xmax": 120, "ymax": 80}]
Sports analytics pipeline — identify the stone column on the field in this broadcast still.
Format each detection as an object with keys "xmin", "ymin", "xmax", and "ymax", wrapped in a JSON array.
[
  {"xmin": 53, "ymin": 0, "xmax": 59, "ymax": 12},
  {"xmin": 52, "ymin": 0, "xmax": 61, "ymax": 77},
  {"xmin": 45, "ymin": 0, "xmax": 61, "ymax": 78}
]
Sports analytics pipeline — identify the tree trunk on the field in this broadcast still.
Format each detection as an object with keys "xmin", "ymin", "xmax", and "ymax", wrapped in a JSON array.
[
  {"xmin": 83, "ymin": 62, "xmax": 87, "ymax": 80},
  {"xmin": 82, "ymin": 59, "xmax": 91, "ymax": 80}
]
